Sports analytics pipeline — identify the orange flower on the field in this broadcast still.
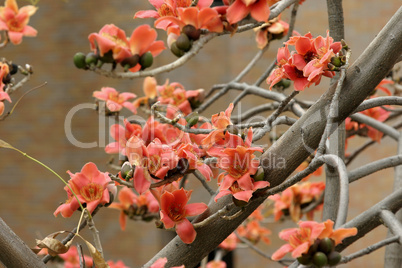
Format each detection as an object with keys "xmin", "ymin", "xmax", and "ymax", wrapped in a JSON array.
[
  {"xmin": 255, "ymin": 16, "xmax": 289, "ymax": 49},
  {"xmin": 109, "ymin": 187, "xmax": 159, "ymax": 230},
  {"xmin": 272, "ymin": 220, "xmax": 357, "ymax": 261},
  {"xmin": 105, "ymin": 119, "xmax": 142, "ymax": 156},
  {"xmin": 54, "ymin": 162, "xmax": 117, "ymax": 217},
  {"xmin": 160, "ymin": 188, "xmax": 208, "ymax": 244},
  {"xmin": 0, "ymin": 0, "xmax": 37, "ymax": 45},
  {"xmin": 237, "ymin": 220, "xmax": 271, "ymax": 244},
  {"xmin": 226, "ymin": 0, "xmax": 270, "ymax": 25},
  {"xmin": 269, "ymin": 181, "xmax": 325, "ymax": 222},
  {"xmin": 134, "ymin": 76, "xmax": 158, "ymax": 108},
  {"xmin": 128, "ymin": 24, "xmax": 166, "ymax": 72},
  {"xmin": 88, "ymin": 24, "xmax": 131, "ymax": 62},
  {"xmin": 155, "ymin": 7, "xmax": 224, "ymax": 35},
  {"xmin": 93, "ymin": 87, "xmax": 137, "ymax": 113}
]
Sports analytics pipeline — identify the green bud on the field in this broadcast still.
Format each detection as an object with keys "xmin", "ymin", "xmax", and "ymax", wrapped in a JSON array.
[
  {"xmin": 312, "ymin": 252, "xmax": 328, "ymax": 267},
  {"xmin": 85, "ymin": 52, "xmax": 99, "ymax": 67},
  {"xmin": 170, "ymin": 42, "xmax": 185, "ymax": 58},
  {"xmin": 120, "ymin": 162, "xmax": 134, "ymax": 181},
  {"xmin": 140, "ymin": 52, "xmax": 153, "ymax": 69},
  {"xmin": 182, "ymin": 24, "xmax": 201, "ymax": 41},
  {"xmin": 73, "ymin": 52, "xmax": 87, "ymax": 69},
  {"xmin": 253, "ymin": 167, "xmax": 264, "ymax": 181},
  {"xmin": 176, "ymin": 33, "xmax": 192, "ymax": 52},
  {"xmin": 120, "ymin": 54, "xmax": 140, "ymax": 70},
  {"xmin": 186, "ymin": 112, "xmax": 199, "ymax": 127},
  {"xmin": 327, "ymin": 251, "xmax": 342, "ymax": 266},
  {"xmin": 297, "ymin": 254, "xmax": 312, "ymax": 265},
  {"xmin": 330, "ymin": 56, "xmax": 342, "ymax": 67},
  {"xmin": 318, "ymin": 238, "xmax": 334, "ymax": 254}
]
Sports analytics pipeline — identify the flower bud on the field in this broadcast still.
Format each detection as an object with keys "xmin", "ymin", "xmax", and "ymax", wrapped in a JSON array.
[
  {"xmin": 312, "ymin": 252, "xmax": 328, "ymax": 267},
  {"xmin": 85, "ymin": 52, "xmax": 99, "ymax": 67},
  {"xmin": 186, "ymin": 112, "xmax": 199, "ymax": 127},
  {"xmin": 297, "ymin": 254, "xmax": 312, "ymax": 265},
  {"xmin": 99, "ymin": 50, "xmax": 114, "ymax": 63},
  {"xmin": 318, "ymin": 237, "xmax": 334, "ymax": 254},
  {"xmin": 2, "ymin": 73, "xmax": 11, "ymax": 84},
  {"xmin": 330, "ymin": 56, "xmax": 342, "ymax": 67},
  {"xmin": 176, "ymin": 33, "xmax": 192, "ymax": 52},
  {"xmin": 140, "ymin": 52, "xmax": 153, "ymax": 69},
  {"xmin": 170, "ymin": 42, "xmax": 185, "ymax": 58},
  {"xmin": 121, "ymin": 54, "xmax": 140, "ymax": 70},
  {"xmin": 120, "ymin": 162, "xmax": 134, "ymax": 181},
  {"xmin": 73, "ymin": 52, "xmax": 87, "ymax": 69},
  {"xmin": 327, "ymin": 251, "xmax": 342, "ymax": 266},
  {"xmin": 253, "ymin": 167, "xmax": 264, "ymax": 181},
  {"xmin": 9, "ymin": 63, "xmax": 18, "ymax": 75},
  {"xmin": 182, "ymin": 24, "xmax": 201, "ymax": 41}
]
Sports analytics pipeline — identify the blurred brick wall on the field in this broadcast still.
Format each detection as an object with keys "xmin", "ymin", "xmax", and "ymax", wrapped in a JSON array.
[{"xmin": 0, "ymin": 0, "xmax": 400, "ymax": 267}]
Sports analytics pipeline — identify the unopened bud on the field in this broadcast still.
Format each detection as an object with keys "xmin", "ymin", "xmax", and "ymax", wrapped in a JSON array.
[
  {"xmin": 330, "ymin": 57, "xmax": 342, "ymax": 67},
  {"xmin": 176, "ymin": 33, "xmax": 192, "ymax": 52},
  {"xmin": 186, "ymin": 112, "xmax": 199, "ymax": 127},
  {"xmin": 312, "ymin": 252, "xmax": 328, "ymax": 267},
  {"xmin": 341, "ymin": 39, "xmax": 349, "ymax": 50},
  {"xmin": 327, "ymin": 63, "xmax": 340, "ymax": 72},
  {"xmin": 120, "ymin": 161, "xmax": 134, "ymax": 181},
  {"xmin": 170, "ymin": 42, "xmax": 185, "ymax": 58},
  {"xmin": 182, "ymin": 24, "xmax": 201, "ymax": 41},
  {"xmin": 327, "ymin": 251, "xmax": 342, "ymax": 266},
  {"xmin": 253, "ymin": 167, "xmax": 265, "ymax": 181}
]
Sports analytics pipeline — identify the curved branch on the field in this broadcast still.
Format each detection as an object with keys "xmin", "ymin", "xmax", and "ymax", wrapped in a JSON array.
[
  {"xmin": 349, "ymin": 113, "xmax": 400, "ymax": 140},
  {"xmin": 348, "ymin": 155, "xmax": 402, "ymax": 183},
  {"xmin": 353, "ymin": 96, "xmax": 402, "ymax": 113}
]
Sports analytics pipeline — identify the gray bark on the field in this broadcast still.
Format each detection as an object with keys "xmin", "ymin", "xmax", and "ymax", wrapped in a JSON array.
[
  {"xmin": 0, "ymin": 218, "xmax": 46, "ymax": 268},
  {"xmin": 384, "ymin": 131, "xmax": 402, "ymax": 268}
]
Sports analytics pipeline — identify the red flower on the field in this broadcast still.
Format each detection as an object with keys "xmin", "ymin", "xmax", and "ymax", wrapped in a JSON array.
[
  {"xmin": 155, "ymin": 7, "xmax": 224, "ymax": 35},
  {"xmin": 54, "ymin": 162, "xmax": 116, "ymax": 217},
  {"xmin": 128, "ymin": 24, "xmax": 166, "ymax": 72},
  {"xmin": 93, "ymin": 87, "xmax": 137, "ymax": 113},
  {"xmin": 88, "ymin": 24, "xmax": 131, "ymax": 63},
  {"xmin": 160, "ymin": 188, "xmax": 208, "ymax": 243},
  {"xmin": 226, "ymin": 0, "xmax": 270, "ymax": 25},
  {"xmin": 237, "ymin": 220, "xmax": 271, "ymax": 244},
  {"xmin": 0, "ymin": 0, "xmax": 37, "ymax": 45},
  {"xmin": 272, "ymin": 219, "xmax": 357, "ymax": 260},
  {"xmin": 105, "ymin": 119, "xmax": 142, "ymax": 156},
  {"xmin": 109, "ymin": 187, "xmax": 159, "ymax": 230}
]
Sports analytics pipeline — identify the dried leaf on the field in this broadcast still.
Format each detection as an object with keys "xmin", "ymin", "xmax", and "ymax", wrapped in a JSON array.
[
  {"xmin": 0, "ymin": 139, "xmax": 14, "ymax": 149},
  {"xmin": 81, "ymin": 237, "xmax": 109, "ymax": 268},
  {"xmin": 35, "ymin": 231, "xmax": 71, "ymax": 256}
]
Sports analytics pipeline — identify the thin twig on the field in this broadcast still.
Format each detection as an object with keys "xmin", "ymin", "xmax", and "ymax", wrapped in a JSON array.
[
  {"xmin": 340, "ymin": 235, "xmax": 400, "ymax": 264},
  {"xmin": 193, "ymin": 170, "xmax": 215, "ymax": 196},
  {"xmin": 235, "ymin": 232, "xmax": 294, "ymax": 266},
  {"xmin": 316, "ymin": 49, "xmax": 351, "ymax": 156}
]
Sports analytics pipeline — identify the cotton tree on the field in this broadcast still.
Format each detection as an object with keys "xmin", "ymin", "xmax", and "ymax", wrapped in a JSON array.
[{"xmin": 0, "ymin": 0, "xmax": 401, "ymax": 268}]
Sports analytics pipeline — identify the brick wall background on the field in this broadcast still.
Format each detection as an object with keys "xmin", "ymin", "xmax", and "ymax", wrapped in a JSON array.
[{"xmin": 0, "ymin": 0, "xmax": 400, "ymax": 267}]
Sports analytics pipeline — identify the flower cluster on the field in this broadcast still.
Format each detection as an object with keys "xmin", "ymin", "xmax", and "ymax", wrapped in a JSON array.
[
  {"xmin": 272, "ymin": 219, "xmax": 357, "ymax": 267},
  {"xmin": 74, "ymin": 24, "xmax": 165, "ymax": 72},
  {"xmin": 267, "ymin": 31, "xmax": 342, "ymax": 91},
  {"xmin": 269, "ymin": 181, "xmax": 325, "ymax": 222}
]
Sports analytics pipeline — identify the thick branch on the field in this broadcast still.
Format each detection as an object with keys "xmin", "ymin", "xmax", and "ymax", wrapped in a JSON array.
[{"xmin": 0, "ymin": 218, "xmax": 46, "ymax": 267}]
